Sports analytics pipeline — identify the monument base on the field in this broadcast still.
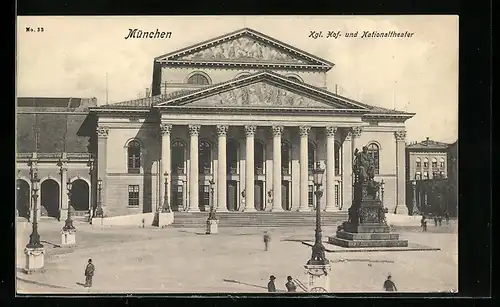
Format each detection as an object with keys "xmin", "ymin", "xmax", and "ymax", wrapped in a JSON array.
[
  {"xmin": 328, "ymin": 222, "xmax": 408, "ymax": 248},
  {"xmin": 206, "ymin": 219, "xmax": 219, "ymax": 234},
  {"xmin": 24, "ymin": 247, "xmax": 45, "ymax": 274},
  {"xmin": 304, "ymin": 264, "xmax": 331, "ymax": 293},
  {"xmin": 61, "ymin": 229, "xmax": 76, "ymax": 246}
]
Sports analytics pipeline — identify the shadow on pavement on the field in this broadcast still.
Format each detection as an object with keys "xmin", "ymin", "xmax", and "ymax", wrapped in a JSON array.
[
  {"xmin": 41, "ymin": 240, "xmax": 61, "ymax": 248},
  {"xmin": 222, "ymin": 279, "xmax": 267, "ymax": 290},
  {"xmin": 76, "ymin": 282, "xmax": 86, "ymax": 287},
  {"xmin": 16, "ymin": 277, "xmax": 69, "ymax": 289}
]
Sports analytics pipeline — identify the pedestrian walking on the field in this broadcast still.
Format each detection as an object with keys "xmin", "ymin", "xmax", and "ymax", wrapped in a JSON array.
[
  {"xmin": 433, "ymin": 215, "xmax": 438, "ymax": 227},
  {"xmin": 285, "ymin": 276, "xmax": 297, "ymax": 292},
  {"xmin": 84, "ymin": 259, "xmax": 95, "ymax": 288},
  {"xmin": 263, "ymin": 231, "xmax": 271, "ymax": 251},
  {"xmin": 267, "ymin": 275, "xmax": 277, "ymax": 292},
  {"xmin": 438, "ymin": 216, "xmax": 443, "ymax": 226},
  {"xmin": 444, "ymin": 211, "xmax": 450, "ymax": 224},
  {"xmin": 421, "ymin": 216, "xmax": 427, "ymax": 232},
  {"xmin": 383, "ymin": 274, "xmax": 397, "ymax": 292}
]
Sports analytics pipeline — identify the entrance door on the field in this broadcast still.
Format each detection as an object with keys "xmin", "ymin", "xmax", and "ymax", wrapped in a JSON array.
[
  {"xmin": 172, "ymin": 184, "xmax": 184, "ymax": 212},
  {"xmin": 282, "ymin": 180, "xmax": 290, "ymax": 211},
  {"xmin": 254, "ymin": 180, "xmax": 264, "ymax": 211},
  {"xmin": 227, "ymin": 181, "xmax": 238, "ymax": 211}
]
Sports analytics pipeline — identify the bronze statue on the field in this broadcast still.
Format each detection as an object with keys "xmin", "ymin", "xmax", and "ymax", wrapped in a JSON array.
[{"xmin": 353, "ymin": 146, "xmax": 375, "ymax": 184}]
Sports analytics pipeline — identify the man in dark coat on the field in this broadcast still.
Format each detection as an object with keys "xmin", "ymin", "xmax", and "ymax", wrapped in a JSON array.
[
  {"xmin": 285, "ymin": 276, "xmax": 297, "ymax": 292},
  {"xmin": 84, "ymin": 259, "xmax": 95, "ymax": 288},
  {"xmin": 383, "ymin": 274, "xmax": 397, "ymax": 292},
  {"xmin": 267, "ymin": 275, "xmax": 276, "ymax": 292},
  {"xmin": 263, "ymin": 231, "xmax": 271, "ymax": 251}
]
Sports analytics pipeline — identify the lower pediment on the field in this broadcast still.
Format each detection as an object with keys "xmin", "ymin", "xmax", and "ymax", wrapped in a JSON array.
[{"xmin": 182, "ymin": 81, "xmax": 345, "ymax": 109}]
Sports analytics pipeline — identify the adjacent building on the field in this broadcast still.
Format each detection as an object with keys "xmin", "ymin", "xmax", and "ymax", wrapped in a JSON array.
[
  {"xmin": 405, "ymin": 137, "xmax": 450, "ymax": 181},
  {"xmin": 17, "ymin": 28, "xmax": 416, "ymax": 220}
]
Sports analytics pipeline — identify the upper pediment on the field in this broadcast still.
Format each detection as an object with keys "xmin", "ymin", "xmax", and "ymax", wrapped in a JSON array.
[
  {"xmin": 158, "ymin": 71, "xmax": 368, "ymax": 110},
  {"xmin": 155, "ymin": 28, "xmax": 334, "ymax": 69}
]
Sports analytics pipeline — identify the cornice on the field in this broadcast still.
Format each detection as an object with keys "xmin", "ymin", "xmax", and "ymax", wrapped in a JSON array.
[
  {"xmin": 160, "ymin": 60, "xmax": 331, "ymax": 71},
  {"xmin": 158, "ymin": 106, "xmax": 366, "ymax": 115}
]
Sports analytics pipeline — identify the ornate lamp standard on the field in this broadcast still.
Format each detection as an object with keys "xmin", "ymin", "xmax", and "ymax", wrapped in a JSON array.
[
  {"xmin": 206, "ymin": 179, "xmax": 218, "ymax": 234},
  {"xmin": 411, "ymin": 179, "xmax": 419, "ymax": 215},
  {"xmin": 304, "ymin": 162, "xmax": 331, "ymax": 293},
  {"xmin": 24, "ymin": 169, "xmax": 45, "ymax": 273},
  {"xmin": 380, "ymin": 179, "xmax": 385, "ymax": 204},
  {"xmin": 162, "ymin": 172, "xmax": 171, "ymax": 213},
  {"xmin": 61, "ymin": 179, "xmax": 76, "ymax": 246},
  {"xmin": 95, "ymin": 178, "xmax": 103, "ymax": 218}
]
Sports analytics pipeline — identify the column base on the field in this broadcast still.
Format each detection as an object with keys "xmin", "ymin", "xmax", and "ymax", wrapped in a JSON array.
[
  {"xmin": 24, "ymin": 247, "xmax": 45, "ymax": 274},
  {"xmin": 304, "ymin": 263, "xmax": 331, "ymax": 292},
  {"xmin": 271, "ymin": 207, "xmax": 284, "ymax": 212},
  {"xmin": 216, "ymin": 207, "xmax": 228, "ymax": 212},
  {"xmin": 395, "ymin": 205, "xmax": 409, "ymax": 215},
  {"xmin": 324, "ymin": 206, "xmax": 337, "ymax": 212},
  {"xmin": 243, "ymin": 207, "xmax": 256, "ymax": 212},
  {"xmin": 297, "ymin": 206, "xmax": 311, "ymax": 212},
  {"xmin": 61, "ymin": 229, "xmax": 76, "ymax": 247},
  {"xmin": 187, "ymin": 208, "xmax": 200, "ymax": 213}
]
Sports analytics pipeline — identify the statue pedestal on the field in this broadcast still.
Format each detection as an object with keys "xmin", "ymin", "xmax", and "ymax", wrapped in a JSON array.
[
  {"xmin": 304, "ymin": 264, "xmax": 331, "ymax": 293},
  {"xmin": 206, "ymin": 219, "xmax": 219, "ymax": 234},
  {"xmin": 329, "ymin": 183, "xmax": 408, "ymax": 248},
  {"xmin": 61, "ymin": 229, "xmax": 76, "ymax": 247},
  {"xmin": 24, "ymin": 247, "xmax": 45, "ymax": 274}
]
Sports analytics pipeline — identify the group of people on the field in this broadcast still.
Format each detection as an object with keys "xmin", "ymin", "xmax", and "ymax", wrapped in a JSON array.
[
  {"xmin": 267, "ymin": 275, "xmax": 298, "ymax": 292},
  {"xmin": 421, "ymin": 211, "xmax": 450, "ymax": 232}
]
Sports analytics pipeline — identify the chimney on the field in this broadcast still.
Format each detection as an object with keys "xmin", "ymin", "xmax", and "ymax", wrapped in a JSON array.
[{"xmin": 426, "ymin": 137, "xmax": 429, "ymax": 145}]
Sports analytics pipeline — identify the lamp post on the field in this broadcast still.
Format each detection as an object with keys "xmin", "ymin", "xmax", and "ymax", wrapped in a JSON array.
[
  {"xmin": 95, "ymin": 178, "xmax": 103, "ymax": 218},
  {"xmin": 411, "ymin": 179, "xmax": 419, "ymax": 215},
  {"xmin": 16, "ymin": 183, "xmax": 20, "ymax": 218},
  {"xmin": 162, "ymin": 172, "xmax": 170, "ymax": 213},
  {"xmin": 61, "ymin": 179, "xmax": 76, "ymax": 246},
  {"xmin": 380, "ymin": 179, "xmax": 385, "ymax": 204},
  {"xmin": 24, "ymin": 168, "xmax": 45, "ymax": 274},
  {"xmin": 206, "ymin": 179, "xmax": 218, "ymax": 234},
  {"xmin": 304, "ymin": 162, "xmax": 330, "ymax": 293}
]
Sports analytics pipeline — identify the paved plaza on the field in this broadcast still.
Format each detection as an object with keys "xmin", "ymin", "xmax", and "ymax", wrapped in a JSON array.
[{"xmin": 16, "ymin": 219, "xmax": 458, "ymax": 294}]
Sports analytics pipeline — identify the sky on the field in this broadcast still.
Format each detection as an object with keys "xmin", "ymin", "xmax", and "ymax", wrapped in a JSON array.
[{"xmin": 17, "ymin": 16, "xmax": 458, "ymax": 143}]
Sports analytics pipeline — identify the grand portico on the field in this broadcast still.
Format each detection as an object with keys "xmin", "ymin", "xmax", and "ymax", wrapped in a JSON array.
[{"xmin": 90, "ymin": 28, "xmax": 414, "ymax": 218}]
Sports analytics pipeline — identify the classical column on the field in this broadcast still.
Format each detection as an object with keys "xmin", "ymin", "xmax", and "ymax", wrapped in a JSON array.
[
  {"xmin": 96, "ymin": 126, "xmax": 109, "ymax": 217},
  {"xmin": 272, "ymin": 125, "xmax": 283, "ymax": 211},
  {"xmin": 325, "ymin": 126, "xmax": 337, "ymax": 212},
  {"xmin": 160, "ymin": 124, "xmax": 172, "ymax": 211},
  {"xmin": 217, "ymin": 125, "xmax": 228, "ymax": 212},
  {"xmin": 244, "ymin": 125, "xmax": 256, "ymax": 212},
  {"xmin": 188, "ymin": 125, "xmax": 200, "ymax": 212},
  {"xmin": 298, "ymin": 126, "xmax": 310, "ymax": 211},
  {"xmin": 58, "ymin": 153, "xmax": 68, "ymax": 220},
  {"xmin": 395, "ymin": 130, "xmax": 409, "ymax": 215},
  {"xmin": 341, "ymin": 129, "xmax": 353, "ymax": 210}
]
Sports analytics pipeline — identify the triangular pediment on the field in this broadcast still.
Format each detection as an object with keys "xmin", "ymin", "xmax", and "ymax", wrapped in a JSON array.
[
  {"xmin": 156, "ymin": 28, "xmax": 334, "ymax": 68},
  {"xmin": 159, "ymin": 72, "xmax": 368, "ymax": 110}
]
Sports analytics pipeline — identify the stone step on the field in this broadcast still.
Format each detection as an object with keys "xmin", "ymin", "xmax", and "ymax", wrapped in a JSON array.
[
  {"xmin": 335, "ymin": 231, "xmax": 400, "ymax": 241},
  {"xmin": 328, "ymin": 236, "xmax": 409, "ymax": 248}
]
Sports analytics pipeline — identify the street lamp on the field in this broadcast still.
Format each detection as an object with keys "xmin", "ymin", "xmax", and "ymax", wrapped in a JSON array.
[
  {"xmin": 162, "ymin": 172, "xmax": 171, "ymax": 213},
  {"xmin": 208, "ymin": 179, "xmax": 216, "ymax": 220},
  {"xmin": 63, "ymin": 179, "xmax": 75, "ymax": 230},
  {"xmin": 307, "ymin": 162, "xmax": 328, "ymax": 265},
  {"xmin": 380, "ymin": 179, "xmax": 385, "ymax": 204},
  {"xmin": 26, "ymin": 171, "xmax": 42, "ymax": 249},
  {"xmin": 411, "ymin": 179, "xmax": 419, "ymax": 215},
  {"xmin": 95, "ymin": 178, "xmax": 103, "ymax": 217}
]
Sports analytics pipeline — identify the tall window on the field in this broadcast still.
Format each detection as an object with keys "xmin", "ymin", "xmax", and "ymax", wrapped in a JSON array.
[
  {"xmin": 334, "ymin": 141, "xmax": 341, "ymax": 175},
  {"xmin": 199, "ymin": 140, "xmax": 212, "ymax": 174},
  {"xmin": 200, "ymin": 185, "xmax": 210, "ymax": 208},
  {"xmin": 172, "ymin": 140, "xmax": 186, "ymax": 175},
  {"xmin": 127, "ymin": 140, "xmax": 141, "ymax": 174},
  {"xmin": 416, "ymin": 157, "xmax": 422, "ymax": 168},
  {"xmin": 432, "ymin": 158, "xmax": 438, "ymax": 168},
  {"xmin": 308, "ymin": 142, "xmax": 316, "ymax": 174},
  {"xmin": 187, "ymin": 73, "xmax": 210, "ymax": 85},
  {"xmin": 308, "ymin": 185, "xmax": 314, "ymax": 207},
  {"xmin": 281, "ymin": 141, "xmax": 291, "ymax": 175},
  {"xmin": 415, "ymin": 171, "xmax": 422, "ymax": 180},
  {"xmin": 439, "ymin": 158, "xmax": 445, "ymax": 169},
  {"xmin": 423, "ymin": 171, "xmax": 429, "ymax": 179},
  {"xmin": 423, "ymin": 158, "xmax": 429, "ymax": 168},
  {"xmin": 128, "ymin": 185, "xmax": 139, "ymax": 207},
  {"xmin": 227, "ymin": 139, "xmax": 239, "ymax": 175},
  {"xmin": 367, "ymin": 143, "xmax": 380, "ymax": 174},
  {"xmin": 255, "ymin": 140, "xmax": 265, "ymax": 175}
]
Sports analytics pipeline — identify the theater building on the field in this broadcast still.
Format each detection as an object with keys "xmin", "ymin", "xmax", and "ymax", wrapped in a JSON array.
[{"xmin": 16, "ymin": 28, "xmax": 415, "ymax": 220}]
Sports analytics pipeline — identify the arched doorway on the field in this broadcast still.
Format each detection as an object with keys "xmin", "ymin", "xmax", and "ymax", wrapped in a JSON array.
[
  {"xmin": 71, "ymin": 179, "xmax": 90, "ymax": 211},
  {"xmin": 16, "ymin": 179, "xmax": 30, "ymax": 219},
  {"xmin": 41, "ymin": 179, "xmax": 60, "ymax": 218}
]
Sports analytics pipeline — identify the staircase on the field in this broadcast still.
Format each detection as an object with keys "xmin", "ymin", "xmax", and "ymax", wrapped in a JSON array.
[{"xmin": 171, "ymin": 211, "xmax": 347, "ymax": 228}]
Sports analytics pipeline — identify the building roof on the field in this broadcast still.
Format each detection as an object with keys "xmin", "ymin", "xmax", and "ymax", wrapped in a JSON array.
[
  {"xmin": 154, "ymin": 28, "xmax": 334, "ymax": 69},
  {"xmin": 406, "ymin": 137, "xmax": 451, "ymax": 150},
  {"xmin": 16, "ymin": 97, "xmax": 97, "ymax": 154},
  {"xmin": 96, "ymin": 71, "xmax": 413, "ymax": 118}
]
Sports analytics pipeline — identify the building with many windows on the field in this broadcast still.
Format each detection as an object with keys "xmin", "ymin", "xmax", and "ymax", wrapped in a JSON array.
[
  {"xmin": 406, "ymin": 137, "xmax": 450, "ymax": 181},
  {"xmin": 16, "ymin": 28, "xmax": 415, "ymax": 220}
]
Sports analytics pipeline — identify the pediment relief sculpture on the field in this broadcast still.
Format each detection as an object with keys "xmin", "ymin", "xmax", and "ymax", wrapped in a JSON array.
[
  {"xmin": 177, "ymin": 36, "xmax": 306, "ymax": 63},
  {"xmin": 186, "ymin": 82, "xmax": 337, "ymax": 108}
]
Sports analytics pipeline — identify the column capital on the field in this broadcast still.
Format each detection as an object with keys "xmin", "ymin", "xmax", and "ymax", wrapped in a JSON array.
[
  {"xmin": 189, "ymin": 125, "xmax": 201, "ymax": 136},
  {"xmin": 245, "ymin": 125, "xmax": 256, "ymax": 137},
  {"xmin": 59, "ymin": 166, "xmax": 68, "ymax": 175},
  {"xmin": 160, "ymin": 123, "xmax": 173, "ymax": 136},
  {"xmin": 394, "ymin": 130, "xmax": 407, "ymax": 142},
  {"xmin": 96, "ymin": 126, "xmax": 109, "ymax": 138},
  {"xmin": 325, "ymin": 126, "xmax": 338, "ymax": 137},
  {"xmin": 216, "ymin": 125, "xmax": 229, "ymax": 136},
  {"xmin": 272, "ymin": 125, "xmax": 284, "ymax": 137},
  {"xmin": 299, "ymin": 126, "xmax": 311, "ymax": 137},
  {"xmin": 351, "ymin": 126, "xmax": 363, "ymax": 138}
]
